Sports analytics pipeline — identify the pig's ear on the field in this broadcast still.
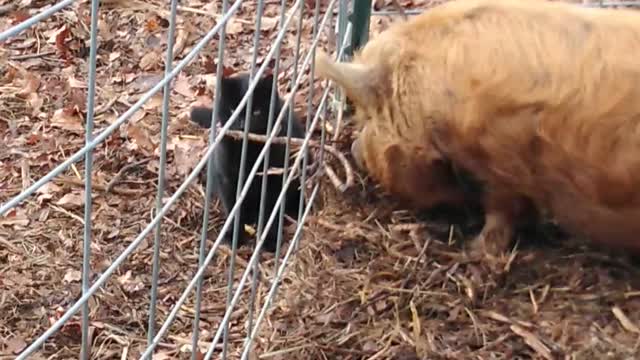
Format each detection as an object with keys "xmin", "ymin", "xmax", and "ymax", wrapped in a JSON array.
[
  {"xmin": 314, "ymin": 50, "xmax": 384, "ymax": 108},
  {"xmin": 189, "ymin": 106, "xmax": 214, "ymax": 128}
]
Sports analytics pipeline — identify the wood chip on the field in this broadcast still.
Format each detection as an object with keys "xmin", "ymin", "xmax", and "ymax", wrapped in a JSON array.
[
  {"xmin": 510, "ymin": 325, "xmax": 553, "ymax": 360},
  {"xmin": 612, "ymin": 306, "xmax": 640, "ymax": 334}
]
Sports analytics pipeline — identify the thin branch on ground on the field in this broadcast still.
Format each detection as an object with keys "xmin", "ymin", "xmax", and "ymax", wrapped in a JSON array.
[{"xmin": 220, "ymin": 128, "xmax": 355, "ymax": 192}]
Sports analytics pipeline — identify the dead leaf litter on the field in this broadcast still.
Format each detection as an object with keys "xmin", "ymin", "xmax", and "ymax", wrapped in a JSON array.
[{"xmin": 1, "ymin": 0, "xmax": 640, "ymax": 359}]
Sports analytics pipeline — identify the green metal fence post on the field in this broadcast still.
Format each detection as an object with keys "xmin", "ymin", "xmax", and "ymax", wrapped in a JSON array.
[
  {"xmin": 337, "ymin": 0, "xmax": 349, "ymax": 60},
  {"xmin": 330, "ymin": 0, "xmax": 371, "ymax": 116},
  {"xmin": 329, "ymin": 0, "xmax": 372, "ymax": 121},
  {"xmin": 349, "ymin": 0, "xmax": 372, "ymax": 57}
]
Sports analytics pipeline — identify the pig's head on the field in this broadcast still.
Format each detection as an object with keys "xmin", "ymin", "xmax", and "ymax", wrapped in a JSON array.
[{"xmin": 314, "ymin": 47, "xmax": 467, "ymax": 209}]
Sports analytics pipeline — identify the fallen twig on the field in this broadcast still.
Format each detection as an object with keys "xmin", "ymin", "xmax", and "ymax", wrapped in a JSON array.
[
  {"xmin": 95, "ymin": 95, "xmax": 121, "ymax": 116},
  {"xmin": 106, "ymin": 158, "xmax": 151, "ymax": 193},
  {"xmin": 8, "ymin": 51, "xmax": 56, "ymax": 61},
  {"xmin": 323, "ymin": 163, "xmax": 347, "ymax": 192},
  {"xmin": 220, "ymin": 128, "xmax": 355, "ymax": 192},
  {"xmin": 55, "ymin": 176, "xmax": 143, "ymax": 196},
  {"xmin": 509, "ymin": 325, "xmax": 554, "ymax": 360},
  {"xmin": 255, "ymin": 148, "xmax": 319, "ymax": 179},
  {"xmin": 388, "ymin": 223, "xmax": 427, "ymax": 233}
]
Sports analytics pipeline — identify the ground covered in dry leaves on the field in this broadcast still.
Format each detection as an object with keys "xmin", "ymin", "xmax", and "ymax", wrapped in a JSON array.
[{"xmin": 1, "ymin": 0, "xmax": 640, "ymax": 359}]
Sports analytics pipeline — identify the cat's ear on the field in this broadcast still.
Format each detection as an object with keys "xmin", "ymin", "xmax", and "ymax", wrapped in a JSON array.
[
  {"xmin": 262, "ymin": 72, "xmax": 275, "ymax": 88},
  {"xmin": 255, "ymin": 72, "xmax": 276, "ymax": 99},
  {"xmin": 219, "ymin": 76, "xmax": 241, "ymax": 98},
  {"xmin": 189, "ymin": 106, "xmax": 214, "ymax": 128}
]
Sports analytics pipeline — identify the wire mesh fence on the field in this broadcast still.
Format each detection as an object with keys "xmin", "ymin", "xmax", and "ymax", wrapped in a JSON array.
[
  {"xmin": 367, "ymin": 0, "xmax": 640, "ymax": 17},
  {"xmin": 4, "ymin": 0, "xmax": 640, "ymax": 359},
  {"xmin": 0, "ymin": 0, "xmax": 358, "ymax": 358}
]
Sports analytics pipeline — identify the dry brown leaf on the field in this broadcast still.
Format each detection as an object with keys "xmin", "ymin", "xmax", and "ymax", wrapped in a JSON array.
[
  {"xmin": 25, "ymin": 133, "xmax": 42, "ymax": 146},
  {"xmin": 10, "ymin": 10, "xmax": 30, "ymax": 24},
  {"xmin": 0, "ymin": 210, "xmax": 30, "ymax": 228},
  {"xmin": 172, "ymin": 29, "xmax": 189, "ymax": 58},
  {"xmin": 261, "ymin": 16, "xmax": 279, "ymax": 31},
  {"xmin": 27, "ymin": 92, "xmax": 43, "ymax": 115},
  {"xmin": 315, "ymin": 312, "xmax": 334, "ymax": 324},
  {"xmin": 202, "ymin": 56, "xmax": 216, "ymax": 74},
  {"xmin": 67, "ymin": 75, "xmax": 85, "ymax": 89},
  {"xmin": 174, "ymin": 75, "xmax": 194, "ymax": 98},
  {"xmin": 54, "ymin": 26, "xmax": 71, "ymax": 59},
  {"xmin": 144, "ymin": 17, "xmax": 160, "ymax": 32},
  {"xmin": 118, "ymin": 270, "xmax": 133, "ymax": 285},
  {"xmin": 172, "ymin": 135, "xmax": 206, "ymax": 176},
  {"xmin": 63, "ymin": 269, "xmax": 82, "ymax": 284},
  {"xmin": 0, "ymin": 218, "xmax": 30, "ymax": 227},
  {"xmin": 226, "ymin": 18, "xmax": 245, "ymax": 34},
  {"xmin": 142, "ymin": 93, "xmax": 163, "ymax": 112},
  {"xmin": 0, "ymin": 48, "xmax": 7, "ymax": 68},
  {"xmin": 140, "ymin": 50, "xmax": 160, "ymax": 71},
  {"xmin": 17, "ymin": 71, "xmax": 41, "ymax": 97},
  {"xmin": 51, "ymin": 107, "xmax": 84, "ymax": 132},
  {"xmin": 284, "ymin": 6, "xmax": 300, "ymax": 27},
  {"xmin": 97, "ymin": 18, "xmax": 115, "ymax": 41},
  {"xmin": 129, "ymin": 109, "xmax": 147, "ymax": 124},
  {"xmin": 109, "ymin": 51, "xmax": 122, "ymax": 62},
  {"xmin": 200, "ymin": 73, "xmax": 218, "ymax": 92},
  {"xmin": 68, "ymin": 88, "xmax": 87, "ymax": 114},
  {"xmin": 36, "ymin": 182, "xmax": 62, "ymax": 203},
  {"xmin": 118, "ymin": 270, "xmax": 145, "ymax": 294},
  {"xmin": 5, "ymin": 336, "xmax": 27, "ymax": 354},
  {"xmin": 3, "ymin": 65, "xmax": 17, "ymax": 82},
  {"xmin": 56, "ymin": 191, "xmax": 85, "ymax": 208},
  {"xmin": 125, "ymin": 73, "xmax": 137, "ymax": 83},
  {"xmin": 127, "ymin": 124, "xmax": 155, "ymax": 155},
  {"xmin": 130, "ymin": 73, "xmax": 163, "ymax": 94},
  {"xmin": 152, "ymin": 351, "xmax": 175, "ymax": 360}
]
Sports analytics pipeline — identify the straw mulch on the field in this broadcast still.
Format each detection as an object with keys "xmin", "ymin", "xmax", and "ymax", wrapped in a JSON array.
[{"xmin": 1, "ymin": 0, "xmax": 640, "ymax": 359}]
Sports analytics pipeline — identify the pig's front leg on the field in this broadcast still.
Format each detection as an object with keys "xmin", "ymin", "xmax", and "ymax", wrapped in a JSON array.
[{"xmin": 467, "ymin": 190, "xmax": 534, "ymax": 258}]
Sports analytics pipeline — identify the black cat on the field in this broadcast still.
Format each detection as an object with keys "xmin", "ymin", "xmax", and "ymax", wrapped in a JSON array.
[{"xmin": 189, "ymin": 72, "xmax": 307, "ymax": 253}]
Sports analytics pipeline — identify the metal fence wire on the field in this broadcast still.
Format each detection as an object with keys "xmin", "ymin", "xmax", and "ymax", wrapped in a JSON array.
[
  {"xmin": 0, "ymin": 0, "xmax": 361, "ymax": 358},
  {"xmin": 4, "ymin": 0, "xmax": 640, "ymax": 359}
]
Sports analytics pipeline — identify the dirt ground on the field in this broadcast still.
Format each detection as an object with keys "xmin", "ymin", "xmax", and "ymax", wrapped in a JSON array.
[{"xmin": 2, "ymin": 0, "xmax": 640, "ymax": 359}]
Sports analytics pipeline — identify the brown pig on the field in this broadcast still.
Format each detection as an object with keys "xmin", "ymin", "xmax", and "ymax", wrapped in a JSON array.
[{"xmin": 315, "ymin": 0, "xmax": 640, "ymax": 257}]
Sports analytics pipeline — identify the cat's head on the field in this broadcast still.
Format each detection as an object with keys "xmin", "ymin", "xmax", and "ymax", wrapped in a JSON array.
[{"xmin": 189, "ymin": 72, "xmax": 279, "ymax": 135}]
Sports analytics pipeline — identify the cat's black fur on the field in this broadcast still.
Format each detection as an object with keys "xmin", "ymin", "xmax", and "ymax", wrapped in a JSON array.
[{"xmin": 190, "ymin": 72, "xmax": 306, "ymax": 253}]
